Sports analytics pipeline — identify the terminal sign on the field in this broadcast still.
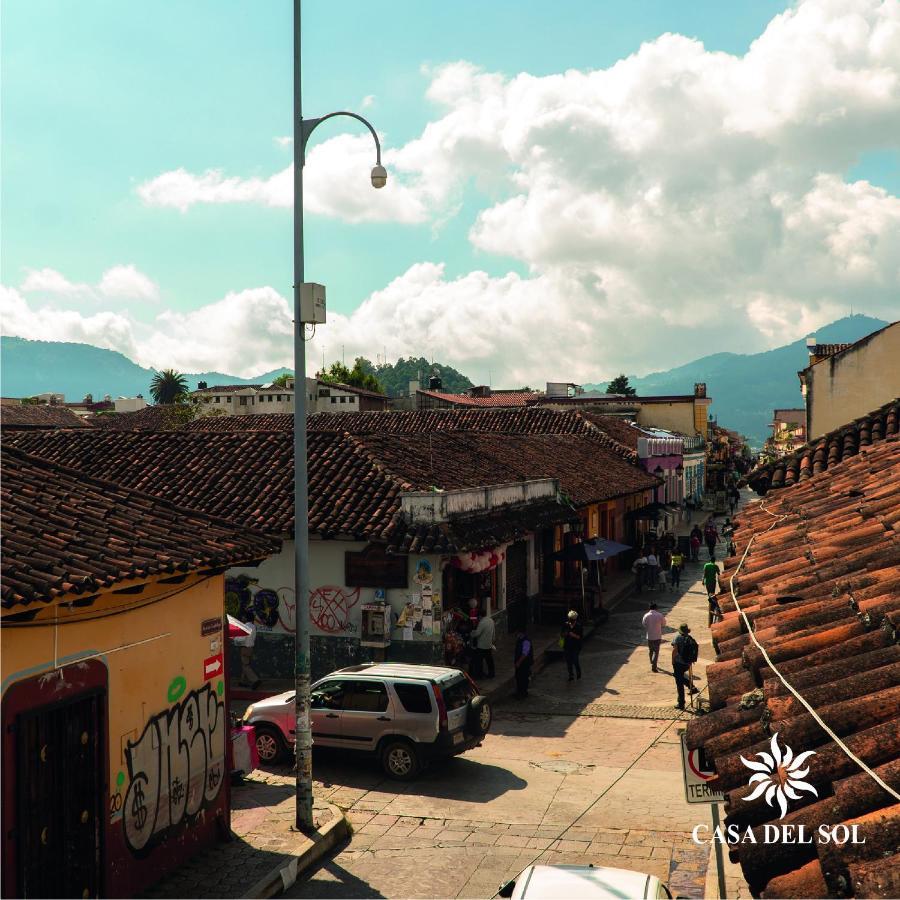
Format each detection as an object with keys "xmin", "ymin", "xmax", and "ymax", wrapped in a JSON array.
[{"xmin": 681, "ymin": 735, "xmax": 725, "ymax": 804}]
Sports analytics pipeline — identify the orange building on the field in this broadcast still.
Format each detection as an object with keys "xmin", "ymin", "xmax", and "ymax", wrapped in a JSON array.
[{"xmin": 1, "ymin": 446, "xmax": 278, "ymax": 898}]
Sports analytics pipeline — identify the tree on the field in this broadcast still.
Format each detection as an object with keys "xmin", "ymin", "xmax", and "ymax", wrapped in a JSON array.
[
  {"xmin": 149, "ymin": 369, "xmax": 189, "ymax": 405},
  {"xmin": 271, "ymin": 373, "xmax": 294, "ymax": 388},
  {"xmin": 605, "ymin": 374, "xmax": 637, "ymax": 396},
  {"xmin": 319, "ymin": 359, "xmax": 385, "ymax": 394}
]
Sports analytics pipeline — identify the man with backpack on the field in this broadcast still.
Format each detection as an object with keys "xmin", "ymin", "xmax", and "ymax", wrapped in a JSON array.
[{"xmin": 671, "ymin": 623, "xmax": 699, "ymax": 710}]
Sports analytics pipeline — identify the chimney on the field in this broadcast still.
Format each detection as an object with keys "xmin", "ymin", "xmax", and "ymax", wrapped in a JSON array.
[
  {"xmin": 806, "ymin": 336, "xmax": 818, "ymax": 365},
  {"xmin": 409, "ymin": 379, "xmax": 420, "ymax": 396},
  {"xmin": 694, "ymin": 383, "xmax": 707, "ymax": 398}
]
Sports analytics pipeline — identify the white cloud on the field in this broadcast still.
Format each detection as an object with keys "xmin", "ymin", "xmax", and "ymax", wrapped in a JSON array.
[
  {"xmin": 360, "ymin": 94, "xmax": 375, "ymax": 109},
  {"xmin": 20, "ymin": 268, "xmax": 92, "ymax": 298},
  {"xmin": 26, "ymin": 0, "xmax": 900, "ymax": 382},
  {"xmin": 1, "ymin": 282, "xmax": 293, "ymax": 377},
  {"xmin": 274, "ymin": 135, "xmax": 293, "ymax": 147},
  {"xmin": 137, "ymin": 135, "xmax": 428, "ymax": 224},
  {"xmin": 19, "ymin": 264, "xmax": 161, "ymax": 306},
  {"xmin": 98, "ymin": 264, "xmax": 161, "ymax": 302}
]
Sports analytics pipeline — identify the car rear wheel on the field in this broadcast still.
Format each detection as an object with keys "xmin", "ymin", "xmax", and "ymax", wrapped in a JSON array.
[
  {"xmin": 254, "ymin": 724, "xmax": 286, "ymax": 765},
  {"xmin": 467, "ymin": 696, "xmax": 492, "ymax": 735},
  {"xmin": 381, "ymin": 739, "xmax": 421, "ymax": 780}
]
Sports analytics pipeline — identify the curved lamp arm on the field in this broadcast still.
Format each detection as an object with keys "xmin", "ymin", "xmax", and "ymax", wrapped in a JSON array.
[{"xmin": 300, "ymin": 110, "xmax": 381, "ymax": 164}]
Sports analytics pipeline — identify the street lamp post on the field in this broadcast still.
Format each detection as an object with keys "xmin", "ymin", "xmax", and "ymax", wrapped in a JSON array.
[{"xmin": 293, "ymin": 1, "xmax": 385, "ymax": 830}]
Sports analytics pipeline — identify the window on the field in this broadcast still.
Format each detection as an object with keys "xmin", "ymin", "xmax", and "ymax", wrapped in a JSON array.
[
  {"xmin": 226, "ymin": 396, "xmax": 232, "ymax": 403},
  {"xmin": 331, "ymin": 396, "xmax": 337, "ymax": 404},
  {"xmin": 267, "ymin": 395, "xmax": 273, "ymax": 402},
  {"xmin": 393, "ymin": 683, "xmax": 432, "ymax": 714},
  {"xmin": 239, "ymin": 396, "xmax": 248, "ymax": 405},
  {"xmin": 341, "ymin": 680, "xmax": 388, "ymax": 712},
  {"xmin": 276, "ymin": 395, "xmax": 282, "ymax": 402},
  {"xmin": 215, "ymin": 396, "xmax": 220, "ymax": 403},
  {"xmin": 440, "ymin": 676, "xmax": 476, "ymax": 711},
  {"xmin": 310, "ymin": 680, "xmax": 345, "ymax": 710},
  {"xmin": 340, "ymin": 396, "xmax": 347, "ymax": 403}
]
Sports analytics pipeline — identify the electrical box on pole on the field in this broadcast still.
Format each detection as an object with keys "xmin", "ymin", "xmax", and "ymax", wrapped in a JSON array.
[{"xmin": 300, "ymin": 283, "xmax": 326, "ymax": 323}]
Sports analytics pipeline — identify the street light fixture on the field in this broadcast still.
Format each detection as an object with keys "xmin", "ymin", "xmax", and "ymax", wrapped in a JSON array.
[{"xmin": 292, "ymin": 3, "xmax": 385, "ymax": 830}]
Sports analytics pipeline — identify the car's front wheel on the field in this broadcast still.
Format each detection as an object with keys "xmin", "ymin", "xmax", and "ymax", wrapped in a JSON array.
[
  {"xmin": 254, "ymin": 724, "xmax": 287, "ymax": 765},
  {"xmin": 380, "ymin": 739, "xmax": 422, "ymax": 780}
]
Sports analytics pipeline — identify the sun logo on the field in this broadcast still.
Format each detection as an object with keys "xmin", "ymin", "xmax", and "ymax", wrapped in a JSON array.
[{"xmin": 741, "ymin": 732, "xmax": 817, "ymax": 820}]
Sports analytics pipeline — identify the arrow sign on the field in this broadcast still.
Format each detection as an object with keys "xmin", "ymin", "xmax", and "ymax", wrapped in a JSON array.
[{"xmin": 203, "ymin": 653, "xmax": 223, "ymax": 681}]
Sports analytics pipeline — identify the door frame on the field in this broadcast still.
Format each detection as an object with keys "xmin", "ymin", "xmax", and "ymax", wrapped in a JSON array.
[{"xmin": 2, "ymin": 658, "xmax": 109, "ymax": 899}]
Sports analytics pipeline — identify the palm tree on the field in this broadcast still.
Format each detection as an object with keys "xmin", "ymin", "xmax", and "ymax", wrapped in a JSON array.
[{"xmin": 149, "ymin": 369, "xmax": 189, "ymax": 405}]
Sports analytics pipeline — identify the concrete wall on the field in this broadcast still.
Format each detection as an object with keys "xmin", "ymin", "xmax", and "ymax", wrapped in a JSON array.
[
  {"xmin": 1, "ymin": 574, "xmax": 228, "ymax": 898},
  {"xmin": 805, "ymin": 323, "xmax": 900, "ymax": 439},
  {"xmin": 226, "ymin": 542, "xmax": 446, "ymax": 681},
  {"xmin": 636, "ymin": 400, "xmax": 710, "ymax": 439}
]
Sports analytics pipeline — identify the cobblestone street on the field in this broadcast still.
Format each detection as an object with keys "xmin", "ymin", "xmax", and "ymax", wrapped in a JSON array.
[{"xmin": 269, "ymin": 536, "xmax": 747, "ymax": 899}]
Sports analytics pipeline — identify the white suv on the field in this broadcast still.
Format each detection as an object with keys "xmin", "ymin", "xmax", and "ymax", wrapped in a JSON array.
[{"xmin": 243, "ymin": 663, "xmax": 493, "ymax": 779}]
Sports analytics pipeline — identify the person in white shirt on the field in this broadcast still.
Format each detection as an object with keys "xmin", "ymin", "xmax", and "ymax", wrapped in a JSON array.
[
  {"xmin": 632, "ymin": 553, "xmax": 648, "ymax": 594},
  {"xmin": 645, "ymin": 552, "xmax": 659, "ymax": 592},
  {"xmin": 469, "ymin": 610, "xmax": 496, "ymax": 679},
  {"xmin": 642, "ymin": 602, "xmax": 667, "ymax": 672}
]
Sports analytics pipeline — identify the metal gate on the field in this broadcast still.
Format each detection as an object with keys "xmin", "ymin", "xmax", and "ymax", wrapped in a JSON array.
[{"xmin": 16, "ymin": 691, "xmax": 104, "ymax": 898}]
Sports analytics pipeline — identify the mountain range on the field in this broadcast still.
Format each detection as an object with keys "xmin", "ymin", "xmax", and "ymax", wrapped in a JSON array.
[
  {"xmin": 1, "ymin": 313, "xmax": 889, "ymax": 445},
  {"xmin": 583, "ymin": 314, "xmax": 889, "ymax": 445},
  {"xmin": 0, "ymin": 338, "xmax": 292, "ymax": 400}
]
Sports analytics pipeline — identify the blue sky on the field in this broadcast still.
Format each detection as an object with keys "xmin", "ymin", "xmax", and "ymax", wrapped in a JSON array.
[{"xmin": 3, "ymin": 0, "xmax": 898, "ymax": 382}]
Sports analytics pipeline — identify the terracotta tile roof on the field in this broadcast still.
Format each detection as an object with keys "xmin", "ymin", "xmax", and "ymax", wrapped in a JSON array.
[
  {"xmin": 1, "ymin": 445, "xmax": 280, "ymax": 609},
  {"xmin": 417, "ymin": 388, "xmax": 541, "ymax": 407},
  {"xmin": 184, "ymin": 407, "xmax": 597, "ymax": 434},
  {"xmin": 6, "ymin": 428, "xmax": 656, "ymax": 550},
  {"xmin": 578, "ymin": 413, "xmax": 642, "ymax": 462},
  {"xmin": 84, "ymin": 405, "xmax": 194, "ymax": 431},
  {"xmin": 354, "ymin": 431, "xmax": 659, "ymax": 507},
  {"xmin": 747, "ymin": 399, "xmax": 899, "ymax": 493},
  {"xmin": 199, "ymin": 384, "xmax": 263, "ymax": 393},
  {"xmin": 0, "ymin": 404, "xmax": 92, "ymax": 430},
  {"xmin": 685, "ymin": 437, "xmax": 900, "ymax": 897}
]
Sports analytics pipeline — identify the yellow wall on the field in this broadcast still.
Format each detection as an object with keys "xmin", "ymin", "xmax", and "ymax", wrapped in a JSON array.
[
  {"xmin": 806, "ymin": 323, "xmax": 900, "ymax": 439},
  {"xmin": 2, "ymin": 573, "xmax": 228, "ymax": 877},
  {"xmin": 636, "ymin": 399, "xmax": 710, "ymax": 439}
]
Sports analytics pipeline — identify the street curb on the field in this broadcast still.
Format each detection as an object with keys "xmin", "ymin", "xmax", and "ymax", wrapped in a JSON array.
[
  {"xmin": 241, "ymin": 802, "xmax": 350, "ymax": 899},
  {"xmin": 485, "ymin": 580, "xmax": 635, "ymax": 706}
]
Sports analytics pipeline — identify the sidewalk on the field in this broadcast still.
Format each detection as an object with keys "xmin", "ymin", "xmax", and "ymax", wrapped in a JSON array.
[
  {"xmin": 139, "ymin": 778, "xmax": 348, "ymax": 899},
  {"xmin": 483, "ymin": 568, "xmax": 635, "ymax": 705}
]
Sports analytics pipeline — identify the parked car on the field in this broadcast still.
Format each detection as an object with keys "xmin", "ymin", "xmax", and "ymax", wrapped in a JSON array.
[
  {"xmin": 242, "ymin": 663, "xmax": 492, "ymax": 779},
  {"xmin": 498, "ymin": 865, "xmax": 672, "ymax": 899}
]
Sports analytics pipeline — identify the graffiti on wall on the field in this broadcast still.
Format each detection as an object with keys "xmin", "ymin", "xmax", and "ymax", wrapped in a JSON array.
[
  {"xmin": 225, "ymin": 575, "xmax": 295, "ymax": 633},
  {"xmin": 310, "ymin": 586, "xmax": 361, "ymax": 634},
  {"xmin": 122, "ymin": 681, "xmax": 225, "ymax": 854}
]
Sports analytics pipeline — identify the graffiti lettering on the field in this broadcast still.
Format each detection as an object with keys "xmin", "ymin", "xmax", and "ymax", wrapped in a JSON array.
[
  {"xmin": 122, "ymin": 683, "xmax": 225, "ymax": 854},
  {"xmin": 309, "ymin": 586, "xmax": 361, "ymax": 634}
]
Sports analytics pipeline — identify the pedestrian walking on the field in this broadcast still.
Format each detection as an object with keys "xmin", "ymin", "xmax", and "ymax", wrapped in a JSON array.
[
  {"xmin": 704, "ymin": 521, "xmax": 719, "ymax": 560},
  {"xmin": 513, "ymin": 628, "xmax": 534, "ymax": 698},
  {"xmin": 645, "ymin": 550, "xmax": 659, "ymax": 591},
  {"xmin": 689, "ymin": 525, "xmax": 702, "ymax": 562},
  {"xmin": 702, "ymin": 559, "xmax": 721, "ymax": 626},
  {"xmin": 562, "ymin": 610, "xmax": 583, "ymax": 681},
  {"xmin": 670, "ymin": 550, "xmax": 684, "ymax": 589},
  {"xmin": 642, "ymin": 602, "xmax": 666, "ymax": 672},
  {"xmin": 632, "ymin": 551, "xmax": 647, "ymax": 594},
  {"xmin": 671, "ymin": 624, "xmax": 699, "ymax": 710},
  {"xmin": 728, "ymin": 486, "xmax": 740, "ymax": 515},
  {"xmin": 468, "ymin": 611, "xmax": 496, "ymax": 679}
]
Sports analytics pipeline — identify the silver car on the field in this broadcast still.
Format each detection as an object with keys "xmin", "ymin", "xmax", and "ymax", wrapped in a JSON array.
[{"xmin": 242, "ymin": 663, "xmax": 492, "ymax": 779}]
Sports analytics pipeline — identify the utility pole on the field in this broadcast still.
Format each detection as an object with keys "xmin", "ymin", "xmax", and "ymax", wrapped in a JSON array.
[{"xmin": 292, "ymin": 0, "xmax": 315, "ymax": 831}]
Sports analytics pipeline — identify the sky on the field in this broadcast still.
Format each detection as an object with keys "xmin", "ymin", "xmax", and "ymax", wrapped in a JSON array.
[{"xmin": 2, "ymin": 0, "xmax": 899, "ymax": 385}]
